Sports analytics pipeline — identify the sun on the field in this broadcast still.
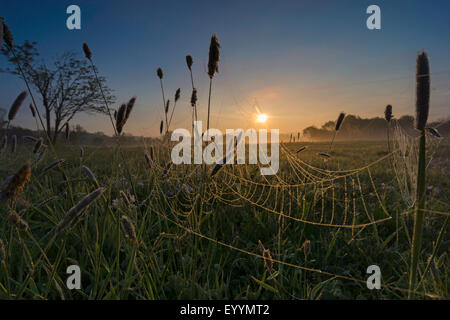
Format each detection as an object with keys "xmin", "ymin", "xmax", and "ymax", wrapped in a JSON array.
[{"xmin": 256, "ymin": 113, "xmax": 268, "ymax": 123}]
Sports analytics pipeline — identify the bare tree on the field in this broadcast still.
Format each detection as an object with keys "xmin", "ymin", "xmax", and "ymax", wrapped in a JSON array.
[{"xmin": 1, "ymin": 41, "xmax": 115, "ymax": 144}]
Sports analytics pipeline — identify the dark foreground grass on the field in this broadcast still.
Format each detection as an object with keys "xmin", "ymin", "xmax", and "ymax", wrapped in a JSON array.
[{"xmin": 0, "ymin": 140, "xmax": 448, "ymax": 299}]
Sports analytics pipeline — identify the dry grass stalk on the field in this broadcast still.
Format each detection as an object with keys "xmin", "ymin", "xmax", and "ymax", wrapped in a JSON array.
[{"xmin": 55, "ymin": 188, "xmax": 105, "ymax": 233}]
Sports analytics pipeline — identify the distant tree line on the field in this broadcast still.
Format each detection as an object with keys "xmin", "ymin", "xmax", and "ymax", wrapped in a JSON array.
[{"xmin": 301, "ymin": 114, "xmax": 450, "ymax": 141}]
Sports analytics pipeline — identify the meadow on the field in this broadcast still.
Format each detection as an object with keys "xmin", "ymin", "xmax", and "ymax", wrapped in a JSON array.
[
  {"xmin": 0, "ymin": 21, "xmax": 448, "ymax": 300},
  {"xmin": 0, "ymin": 138, "xmax": 448, "ymax": 299}
]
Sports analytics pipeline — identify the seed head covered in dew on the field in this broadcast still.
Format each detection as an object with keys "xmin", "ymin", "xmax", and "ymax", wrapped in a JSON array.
[
  {"xmin": 0, "ymin": 161, "xmax": 31, "ymax": 204},
  {"xmin": 121, "ymin": 215, "xmax": 137, "ymax": 242},
  {"xmin": 55, "ymin": 188, "xmax": 105, "ymax": 234},
  {"xmin": 8, "ymin": 211, "xmax": 28, "ymax": 231}
]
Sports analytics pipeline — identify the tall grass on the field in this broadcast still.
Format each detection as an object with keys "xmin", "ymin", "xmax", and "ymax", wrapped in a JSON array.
[{"xmin": 408, "ymin": 51, "xmax": 430, "ymax": 298}]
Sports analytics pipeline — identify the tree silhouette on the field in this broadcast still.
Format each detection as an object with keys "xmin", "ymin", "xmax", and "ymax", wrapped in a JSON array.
[{"xmin": 1, "ymin": 41, "xmax": 115, "ymax": 144}]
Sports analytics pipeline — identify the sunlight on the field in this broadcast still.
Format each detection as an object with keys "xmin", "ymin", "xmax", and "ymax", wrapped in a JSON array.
[{"xmin": 256, "ymin": 113, "xmax": 268, "ymax": 123}]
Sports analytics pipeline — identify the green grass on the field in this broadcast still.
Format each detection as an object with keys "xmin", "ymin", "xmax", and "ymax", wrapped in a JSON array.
[{"xmin": 0, "ymin": 139, "xmax": 448, "ymax": 299}]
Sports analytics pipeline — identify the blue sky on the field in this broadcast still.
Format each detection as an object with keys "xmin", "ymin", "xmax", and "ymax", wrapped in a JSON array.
[{"xmin": 1, "ymin": 0, "xmax": 449, "ymax": 136}]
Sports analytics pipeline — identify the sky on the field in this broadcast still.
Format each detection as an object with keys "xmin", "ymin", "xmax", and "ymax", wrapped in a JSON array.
[{"xmin": 1, "ymin": 0, "xmax": 449, "ymax": 136}]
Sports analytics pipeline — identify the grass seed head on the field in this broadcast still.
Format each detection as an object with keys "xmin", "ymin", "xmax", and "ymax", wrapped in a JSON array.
[
  {"xmin": 33, "ymin": 138, "xmax": 43, "ymax": 154},
  {"xmin": 29, "ymin": 103, "xmax": 36, "ymax": 118},
  {"xmin": 426, "ymin": 127, "xmax": 441, "ymax": 138},
  {"xmin": 415, "ymin": 50, "xmax": 430, "ymax": 131},
  {"xmin": 120, "ymin": 215, "xmax": 137, "ymax": 242},
  {"xmin": 8, "ymin": 211, "xmax": 28, "ymax": 231},
  {"xmin": 208, "ymin": 34, "xmax": 220, "ymax": 79},
  {"xmin": 165, "ymin": 99, "xmax": 170, "ymax": 114},
  {"xmin": 191, "ymin": 88, "xmax": 198, "ymax": 107},
  {"xmin": 160, "ymin": 120, "xmax": 164, "ymax": 134},
  {"xmin": 157, "ymin": 67, "xmax": 163, "ymax": 79},
  {"xmin": 41, "ymin": 159, "xmax": 65, "ymax": 174},
  {"xmin": 116, "ymin": 103, "xmax": 127, "ymax": 134},
  {"xmin": 125, "ymin": 96, "xmax": 136, "ymax": 120},
  {"xmin": 55, "ymin": 188, "xmax": 105, "ymax": 234},
  {"xmin": 9, "ymin": 91, "xmax": 27, "ymax": 121},
  {"xmin": 335, "ymin": 112, "xmax": 345, "ymax": 131},
  {"xmin": 82, "ymin": 165, "xmax": 97, "ymax": 183},
  {"xmin": 186, "ymin": 55, "xmax": 193, "ymax": 70},
  {"xmin": 175, "ymin": 88, "xmax": 181, "ymax": 102},
  {"xmin": 296, "ymin": 146, "xmax": 307, "ymax": 153},
  {"xmin": 82, "ymin": 42, "xmax": 92, "ymax": 60},
  {"xmin": 3, "ymin": 21, "xmax": 13, "ymax": 48},
  {"xmin": 384, "ymin": 104, "xmax": 393, "ymax": 122}
]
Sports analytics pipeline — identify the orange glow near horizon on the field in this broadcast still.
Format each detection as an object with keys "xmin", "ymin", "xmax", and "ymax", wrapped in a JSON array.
[{"xmin": 256, "ymin": 113, "xmax": 268, "ymax": 123}]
